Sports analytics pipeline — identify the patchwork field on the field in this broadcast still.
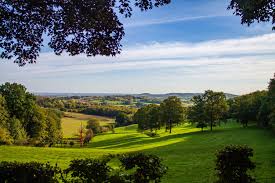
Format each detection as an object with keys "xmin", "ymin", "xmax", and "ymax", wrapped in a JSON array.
[
  {"xmin": 0, "ymin": 122, "xmax": 275, "ymax": 182},
  {"xmin": 62, "ymin": 112, "xmax": 115, "ymax": 138}
]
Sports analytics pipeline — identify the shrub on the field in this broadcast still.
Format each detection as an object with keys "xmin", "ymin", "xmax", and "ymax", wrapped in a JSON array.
[
  {"xmin": 119, "ymin": 153, "xmax": 168, "ymax": 183},
  {"xmin": 0, "ymin": 161, "xmax": 59, "ymax": 183},
  {"xmin": 63, "ymin": 153, "xmax": 167, "ymax": 183},
  {"xmin": 69, "ymin": 141, "xmax": 74, "ymax": 147},
  {"xmin": 215, "ymin": 145, "xmax": 256, "ymax": 183},
  {"xmin": 63, "ymin": 158, "xmax": 111, "ymax": 183}
]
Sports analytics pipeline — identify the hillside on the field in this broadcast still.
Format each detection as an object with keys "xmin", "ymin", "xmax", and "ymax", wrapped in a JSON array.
[{"xmin": 0, "ymin": 122, "xmax": 274, "ymax": 183}]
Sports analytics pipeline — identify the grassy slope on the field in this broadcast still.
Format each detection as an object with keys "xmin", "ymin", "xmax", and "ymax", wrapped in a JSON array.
[
  {"xmin": 62, "ymin": 112, "xmax": 114, "ymax": 138},
  {"xmin": 0, "ymin": 122, "xmax": 274, "ymax": 182}
]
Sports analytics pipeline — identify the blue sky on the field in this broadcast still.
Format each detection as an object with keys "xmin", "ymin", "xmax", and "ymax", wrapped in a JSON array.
[{"xmin": 1, "ymin": 0, "xmax": 275, "ymax": 94}]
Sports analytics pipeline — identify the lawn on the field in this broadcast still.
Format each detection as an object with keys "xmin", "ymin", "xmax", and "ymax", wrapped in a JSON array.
[
  {"xmin": 62, "ymin": 112, "xmax": 114, "ymax": 138},
  {"xmin": 0, "ymin": 122, "xmax": 275, "ymax": 183}
]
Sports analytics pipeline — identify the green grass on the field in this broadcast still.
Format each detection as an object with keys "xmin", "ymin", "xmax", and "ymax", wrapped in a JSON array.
[
  {"xmin": 0, "ymin": 122, "xmax": 275, "ymax": 182},
  {"xmin": 62, "ymin": 112, "xmax": 114, "ymax": 138}
]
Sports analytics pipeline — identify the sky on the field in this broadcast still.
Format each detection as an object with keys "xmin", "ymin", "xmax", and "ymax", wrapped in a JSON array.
[{"xmin": 1, "ymin": 0, "xmax": 275, "ymax": 95}]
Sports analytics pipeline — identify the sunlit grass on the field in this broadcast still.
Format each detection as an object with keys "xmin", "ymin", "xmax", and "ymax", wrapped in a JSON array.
[{"xmin": 0, "ymin": 122, "xmax": 274, "ymax": 182}]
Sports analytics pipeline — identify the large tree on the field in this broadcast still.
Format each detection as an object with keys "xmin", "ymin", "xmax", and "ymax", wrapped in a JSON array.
[
  {"xmin": 188, "ymin": 95, "xmax": 207, "ymax": 131},
  {"xmin": 0, "ymin": 0, "xmax": 171, "ymax": 66},
  {"xmin": 160, "ymin": 96, "xmax": 184, "ymax": 133},
  {"xmin": 1, "ymin": 0, "xmax": 273, "ymax": 66},
  {"xmin": 228, "ymin": 0, "xmax": 275, "ymax": 30},
  {"xmin": 203, "ymin": 90, "xmax": 228, "ymax": 131}
]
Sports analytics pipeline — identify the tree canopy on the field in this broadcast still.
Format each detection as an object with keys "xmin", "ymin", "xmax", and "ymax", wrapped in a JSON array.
[
  {"xmin": 1, "ymin": 0, "xmax": 274, "ymax": 66},
  {"xmin": 228, "ymin": 0, "xmax": 275, "ymax": 30},
  {"xmin": 0, "ymin": 82, "xmax": 62, "ymax": 145},
  {"xmin": 0, "ymin": 0, "xmax": 171, "ymax": 66}
]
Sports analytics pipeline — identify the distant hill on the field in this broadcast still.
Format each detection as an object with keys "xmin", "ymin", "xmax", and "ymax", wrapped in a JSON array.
[
  {"xmin": 35, "ymin": 92, "xmax": 237, "ymax": 100},
  {"xmin": 135, "ymin": 93, "xmax": 237, "ymax": 100}
]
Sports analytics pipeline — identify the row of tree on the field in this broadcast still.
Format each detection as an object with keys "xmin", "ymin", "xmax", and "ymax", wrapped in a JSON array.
[
  {"xmin": 133, "ymin": 96, "xmax": 184, "ymax": 133},
  {"xmin": 133, "ymin": 74, "xmax": 275, "ymax": 133},
  {"xmin": 188, "ymin": 90, "xmax": 228, "ymax": 131},
  {"xmin": 0, "ymin": 83, "xmax": 62, "ymax": 146},
  {"xmin": 228, "ymin": 75, "xmax": 275, "ymax": 128}
]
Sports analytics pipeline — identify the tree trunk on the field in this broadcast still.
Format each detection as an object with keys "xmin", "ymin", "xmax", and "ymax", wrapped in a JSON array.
[
  {"xmin": 210, "ymin": 121, "xmax": 213, "ymax": 131},
  {"xmin": 169, "ymin": 120, "xmax": 172, "ymax": 133}
]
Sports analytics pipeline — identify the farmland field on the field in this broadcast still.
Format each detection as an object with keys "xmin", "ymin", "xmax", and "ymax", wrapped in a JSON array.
[
  {"xmin": 62, "ymin": 112, "xmax": 115, "ymax": 138},
  {"xmin": 0, "ymin": 121, "xmax": 274, "ymax": 183}
]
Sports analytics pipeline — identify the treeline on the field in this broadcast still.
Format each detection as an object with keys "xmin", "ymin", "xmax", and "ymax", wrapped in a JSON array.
[
  {"xmin": 134, "ymin": 74, "xmax": 275, "ymax": 133},
  {"xmin": 0, "ymin": 83, "xmax": 62, "ymax": 146},
  {"xmin": 37, "ymin": 96, "xmax": 137, "ymax": 119},
  {"xmin": 81, "ymin": 105, "xmax": 136, "ymax": 118},
  {"xmin": 134, "ymin": 96, "xmax": 184, "ymax": 134}
]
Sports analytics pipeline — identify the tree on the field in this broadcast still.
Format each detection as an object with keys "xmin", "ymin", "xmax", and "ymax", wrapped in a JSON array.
[
  {"xmin": 0, "ymin": 128, "xmax": 13, "ymax": 145},
  {"xmin": 228, "ymin": 0, "xmax": 275, "ymax": 30},
  {"xmin": 0, "ymin": 95, "xmax": 9, "ymax": 129},
  {"xmin": 146, "ymin": 104, "xmax": 161, "ymax": 132},
  {"xmin": 134, "ymin": 104, "xmax": 161, "ymax": 133},
  {"xmin": 134, "ymin": 107, "xmax": 148, "ymax": 132},
  {"xmin": 86, "ymin": 118, "xmax": 101, "ymax": 134},
  {"xmin": 8, "ymin": 117, "xmax": 28, "ymax": 144},
  {"xmin": 187, "ymin": 95, "xmax": 207, "ymax": 132},
  {"xmin": 0, "ymin": 0, "xmax": 171, "ymax": 65},
  {"xmin": 115, "ymin": 112, "xmax": 131, "ymax": 127},
  {"xmin": 160, "ymin": 96, "xmax": 184, "ymax": 133},
  {"xmin": 215, "ymin": 145, "xmax": 255, "ymax": 183},
  {"xmin": 203, "ymin": 90, "xmax": 228, "ymax": 131}
]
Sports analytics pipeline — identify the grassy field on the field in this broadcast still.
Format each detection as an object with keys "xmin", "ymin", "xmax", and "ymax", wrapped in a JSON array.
[
  {"xmin": 0, "ymin": 122, "xmax": 275, "ymax": 182},
  {"xmin": 62, "ymin": 112, "xmax": 114, "ymax": 138}
]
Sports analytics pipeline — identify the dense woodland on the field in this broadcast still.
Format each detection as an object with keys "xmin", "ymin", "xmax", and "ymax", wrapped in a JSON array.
[{"xmin": 0, "ymin": 83, "xmax": 62, "ymax": 146}]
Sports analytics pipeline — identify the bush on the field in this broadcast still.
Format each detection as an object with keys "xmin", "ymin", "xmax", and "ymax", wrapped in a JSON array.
[
  {"xmin": 63, "ymin": 158, "xmax": 111, "ymax": 183},
  {"xmin": 215, "ymin": 145, "xmax": 256, "ymax": 183},
  {"xmin": 63, "ymin": 153, "xmax": 167, "ymax": 183},
  {"xmin": 69, "ymin": 141, "xmax": 74, "ymax": 147},
  {"xmin": 0, "ymin": 161, "xmax": 60, "ymax": 183},
  {"xmin": 119, "ymin": 153, "xmax": 167, "ymax": 183}
]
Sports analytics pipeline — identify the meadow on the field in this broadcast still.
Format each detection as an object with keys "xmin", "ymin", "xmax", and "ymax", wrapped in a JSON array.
[
  {"xmin": 0, "ymin": 120, "xmax": 274, "ymax": 183},
  {"xmin": 62, "ymin": 112, "xmax": 114, "ymax": 138}
]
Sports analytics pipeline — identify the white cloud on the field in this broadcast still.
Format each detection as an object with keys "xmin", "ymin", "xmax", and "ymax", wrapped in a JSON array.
[
  {"xmin": 0, "ymin": 33, "xmax": 275, "ymax": 94},
  {"xmin": 124, "ymin": 15, "xmax": 230, "ymax": 27}
]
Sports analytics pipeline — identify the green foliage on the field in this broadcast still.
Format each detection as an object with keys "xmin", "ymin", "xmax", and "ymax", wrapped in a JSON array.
[
  {"xmin": 63, "ymin": 153, "xmax": 167, "ymax": 183},
  {"xmin": 64, "ymin": 158, "xmax": 111, "ymax": 183},
  {"xmin": 69, "ymin": 141, "xmax": 75, "ymax": 147},
  {"xmin": 134, "ymin": 104, "xmax": 161, "ymax": 132},
  {"xmin": 115, "ymin": 112, "xmax": 132, "ymax": 127},
  {"xmin": 0, "ymin": 83, "xmax": 62, "ymax": 145},
  {"xmin": 160, "ymin": 96, "xmax": 184, "ymax": 133},
  {"xmin": 228, "ymin": 0, "xmax": 275, "ymax": 30},
  {"xmin": 0, "ymin": 95, "xmax": 9, "ymax": 128},
  {"xmin": 0, "ymin": 161, "xmax": 60, "ymax": 183},
  {"xmin": 119, "ymin": 153, "xmax": 168, "ymax": 183},
  {"xmin": 0, "ymin": 128, "xmax": 13, "ymax": 145},
  {"xmin": 229, "ymin": 90, "xmax": 270, "ymax": 127},
  {"xmin": 203, "ymin": 90, "xmax": 228, "ymax": 131},
  {"xmin": 188, "ymin": 90, "xmax": 228, "ymax": 131},
  {"xmin": 8, "ymin": 117, "xmax": 28, "ymax": 145},
  {"xmin": 86, "ymin": 118, "xmax": 101, "ymax": 134},
  {"xmin": 215, "ymin": 145, "xmax": 255, "ymax": 183},
  {"xmin": 188, "ymin": 95, "xmax": 207, "ymax": 131}
]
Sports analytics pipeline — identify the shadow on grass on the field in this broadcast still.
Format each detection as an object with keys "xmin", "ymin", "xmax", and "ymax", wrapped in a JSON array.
[
  {"xmin": 96, "ymin": 130, "xmax": 227, "ymax": 149},
  {"xmin": 88, "ymin": 135, "xmax": 149, "ymax": 148}
]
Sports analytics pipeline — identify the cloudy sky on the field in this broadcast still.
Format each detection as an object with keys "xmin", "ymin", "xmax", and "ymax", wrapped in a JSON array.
[{"xmin": 1, "ymin": 0, "xmax": 275, "ymax": 95}]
